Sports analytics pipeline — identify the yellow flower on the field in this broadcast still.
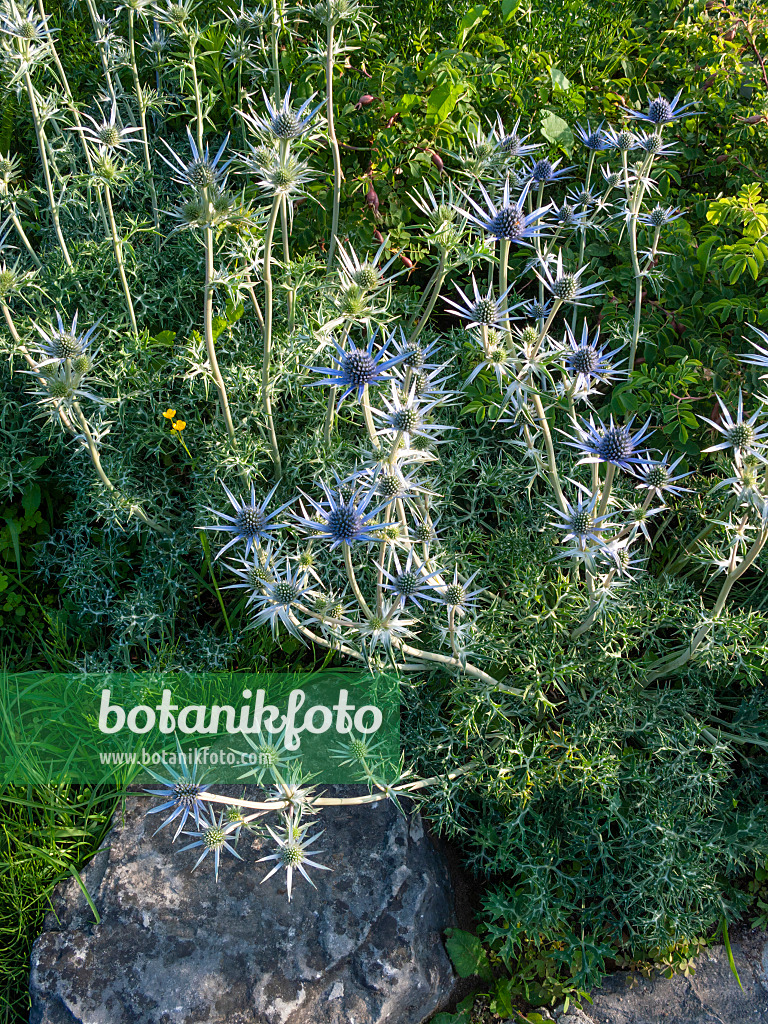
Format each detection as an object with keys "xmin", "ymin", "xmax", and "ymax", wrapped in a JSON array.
[
  {"xmin": 172, "ymin": 419, "xmax": 186, "ymax": 432},
  {"xmin": 163, "ymin": 408, "xmax": 176, "ymax": 420}
]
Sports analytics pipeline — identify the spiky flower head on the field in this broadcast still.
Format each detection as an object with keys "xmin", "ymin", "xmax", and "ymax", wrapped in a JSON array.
[
  {"xmin": 307, "ymin": 329, "xmax": 408, "ymax": 405},
  {"xmin": 202, "ymin": 481, "xmax": 290, "ymax": 560},
  {"xmin": 524, "ymin": 156, "xmax": 572, "ymax": 185},
  {"xmin": 79, "ymin": 101, "xmax": 142, "ymax": 153},
  {"xmin": 700, "ymin": 392, "xmax": 768, "ymax": 464},
  {"xmin": 33, "ymin": 310, "xmax": 100, "ymax": 364},
  {"xmin": 293, "ymin": 472, "xmax": 392, "ymax": 548},
  {"xmin": 457, "ymin": 177, "xmax": 550, "ymax": 247},
  {"xmin": 574, "ymin": 120, "xmax": 609, "ymax": 151},
  {"xmin": 159, "ymin": 127, "xmax": 233, "ymax": 193},
  {"xmin": 444, "ymin": 274, "xmax": 521, "ymax": 330},
  {"xmin": 621, "ymin": 91, "xmax": 699, "ymax": 126},
  {"xmin": 244, "ymin": 84, "xmax": 324, "ymax": 142},
  {"xmin": 534, "ymin": 250, "xmax": 604, "ymax": 307},
  {"xmin": 178, "ymin": 807, "xmax": 243, "ymax": 881},
  {"xmin": 566, "ymin": 413, "xmax": 655, "ymax": 469},
  {"xmin": 442, "ymin": 566, "xmax": 483, "ymax": 616},
  {"xmin": 632, "ymin": 452, "xmax": 692, "ymax": 498}
]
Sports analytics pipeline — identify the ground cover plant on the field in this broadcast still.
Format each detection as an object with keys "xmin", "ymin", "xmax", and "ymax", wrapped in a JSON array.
[{"xmin": 1, "ymin": 0, "xmax": 768, "ymax": 1020}]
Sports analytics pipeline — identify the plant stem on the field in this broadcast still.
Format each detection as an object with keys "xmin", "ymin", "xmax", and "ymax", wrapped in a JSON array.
[
  {"xmin": 204, "ymin": 219, "xmax": 237, "ymax": 442},
  {"xmin": 361, "ymin": 384, "xmax": 379, "ymax": 448},
  {"xmin": 23, "ymin": 71, "xmax": 72, "ymax": 267},
  {"xmin": 343, "ymin": 544, "xmax": 373, "ymax": 619},
  {"xmin": 262, "ymin": 195, "xmax": 283, "ymax": 476},
  {"xmin": 409, "ymin": 250, "xmax": 446, "ymax": 344},
  {"xmin": 531, "ymin": 392, "xmax": 567, "ymax": 513},
  {"xmin": 71, "ymin": 403, "xmax": 170, "ymax": 535},
  {"xmin": 325, "ymin": 10, "xmax": 342, "ymax": 270},
  {"xmin": 104, "ymin": 185, "xmax": 139, "ymax": 337},
  {"xmin": 128, "ymin": 9, "xmax": 160, "ymax": 243}
]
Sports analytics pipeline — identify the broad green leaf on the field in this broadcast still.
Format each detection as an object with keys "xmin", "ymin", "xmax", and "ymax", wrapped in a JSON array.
[
  {"xmin": 457, "ymin": 5, "xmax": 487, "ymax": 46},
  {"xmin": 490, "ymin": 977, "xmax": 514, "ymax": 1017},
  {"xmin": 501, "ymin": 0, "xmax": 522, "ymax": 19},
  {"xmin": 426, "ymin": 80, "xmax": 463, "ymax": 121},
  {"xmin": 444, "ymin": 928, "xmax": 493, "ymax": 979},
  {"xmin": 550, "ymin": 66, "xmax": 570, "ymax": 91},
  {"xmin": 21, "ymin": 483, "xmax": 41, "ymax": 515},
  {"xmin": 540, "ymin": 111, "xmax": 573, "ymax": 155}
]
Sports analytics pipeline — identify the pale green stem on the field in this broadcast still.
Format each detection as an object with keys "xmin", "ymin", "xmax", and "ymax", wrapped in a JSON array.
[
  {"xmin": 409, "ymin": 250, "xmax": 446, "ymax": 345},
  {"xmin": 6, "ymin": 203, "xmax": 42, "ymax": 268},
  {"xmin": 646, "ymin": 528, "xmax": 768, "ymax": 682},
  {"xmin": 361, "ymin": 384, "xmax": 379, "ymax": 448},
  {"xmin": 262, "ymin": 195, "xmax": 283, "ymax": 476},
  {"xmin": 72, "ymin": 402, "xmax": 170, "ymax": 535},
  {"xmin": 343, "ymin": 543, "xmax": 373, "ymax": 619},
  {"xmin": 323, "ymin": 319, "xmax": 351, "ymax": 445},
  {"xmin": 84, "ymin": 0, "xmax": 122, "ymax": 118},
  {"xmin": 190, "ymin": 39, "xmax": 203, "ymax": 152},
  {"xmin": 280, "ymin": 196, "xmax": 294, "ymax": 329},
  {"xmin": 597, "ymin": 461, "xmax": 616, "ymax": 519},
  {"xmin": 325, "ymin": 11, "xmax": 342, "ymax": 271},
  {"xmin": 570, "ymin": 150, "xmax": 595, "ymax": 333},
  {"xmin": 270, "ymin": 0, "xmax": 281, "ymax": 97},
  {"xmin": 23, "ymin": 71, "xmax": 71, "ymax": 267},
  {"xmin": 531, "ymin": 392, "xmax": 567, "ymax": 513},
  {"xmin": 104, "ymin": 185, "xmax": 138, "ymax": 337},
  {"xmin": 204, "ymin": 220, "xmax": 237, "ymax": 443},
  {"xmin": 128, "ymin": 10, "xmax": 160, "ymax": 242}
]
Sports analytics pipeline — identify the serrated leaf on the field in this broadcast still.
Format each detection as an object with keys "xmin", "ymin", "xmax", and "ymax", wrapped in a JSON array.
[{"xmin": 444, "ymin": 928, "xmax": 493, "ymax": 979}]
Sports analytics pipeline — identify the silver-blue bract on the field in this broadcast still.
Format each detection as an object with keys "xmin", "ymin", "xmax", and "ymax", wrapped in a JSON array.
[
  {"xmin": 202, "ymin": 481, "xmax": 291, "ymax": 560},
  {"xmin": 306, "ymin": 330, "xmax": 408, "ymax": 405},
  {"xmin": 294, "ymin": 473, "xmax": 392, "ymax": 548}
]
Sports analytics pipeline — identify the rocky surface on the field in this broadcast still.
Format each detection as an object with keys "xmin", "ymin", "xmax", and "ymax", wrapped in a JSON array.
[
  {"xmin": 541, "ymin": 928, "xmax": 768, "ymax": 1024},
  {"xmin": 29, "ymin": 787, "xmax": 458, "ymax": 1024}
]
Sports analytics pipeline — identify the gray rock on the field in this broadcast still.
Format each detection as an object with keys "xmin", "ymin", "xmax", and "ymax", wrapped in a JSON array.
[
  {"xmin": 575, "ymin": 929, "xmax": 768, "ymax": 1024},
  {"xmin": 29, "ymin": 787, "xmax": 457, "ymax": 1024}
]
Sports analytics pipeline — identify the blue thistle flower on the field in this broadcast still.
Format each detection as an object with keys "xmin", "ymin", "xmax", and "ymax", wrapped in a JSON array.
[
  {"xmin": 699, "ymin": 392, "xmax": 768, "ymax": 463},
  {"xmin": 306, "ymin": 329, "xmax": 408, "ymax": 406},
  {"xmin": 631, "ymin": 453, "xmax": 692, "ymax": 498},
  {"xmin": 638, "ymin": 204, "xmax": 684, "ymax": 228},
  {"xmin": 378, "ymin": 548, "xmax": 444, "ymax": 611},
  {"xmin": 563, "ymin": 322, "xmax": 625, "ymax": 391},
  {"xmin": 620, "ymin": 91, "xmax": 699, "ymax": 125},
  {"xmin": 574, "ymin": 120, "xmax": 610, "ymax": 151},
  {"xmin": 144, "ymin": 748, "xmax": 211, "ymax": 841},
  {"xmin": 247, "ymin": 556, "xmax": 315, "ymax": 641},
  {"xmin": 293, "ymin": 473, "xmax": 392, "ymax": 548},
  {"xmin": 443, "ymin": 274, "xmax": 523, "ymax": 330},
  {"xmin": 492, "ymin": 114, "xmax": 541, "ymax": 159},
  {"xmin": 159, "ymin": 127, "xmax": 233, "ymax": 191},
  {"xmin": 533, "ymin": 250, "xmax": 604, "ymax": 307},
  {"xmin": 178, "ymin": 806, "xmax": 243, "ymax": 882},
  {"xmin": 566, "ymin": 414, "xmax": 655, "ymax": 469},
  {"xmin": 33, "ymin": 310, "xmax": 100, "ymax": 364},
  {"xmin": 456, "ymin": 177, "xmax": 550, "ymax": 247},
  {"xmin": 523, "ymin": 156, "xmax": 573, "ymax": 185},
  {"xmin": 202, "ymin": 481, "xmax": 291, "ymax": 560},
  {"xmin": 243, "ymin": 83, "xmax": 324, "ymax": 140}
]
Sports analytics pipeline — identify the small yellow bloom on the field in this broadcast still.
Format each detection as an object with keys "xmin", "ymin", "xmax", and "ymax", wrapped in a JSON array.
[
  {"xmin": 172, "ymin": 419, "xmax": 186, "ymax": 432},
  {"xmin": 163, "ymin": 408, "xmax": 176, "ymax": 420}
]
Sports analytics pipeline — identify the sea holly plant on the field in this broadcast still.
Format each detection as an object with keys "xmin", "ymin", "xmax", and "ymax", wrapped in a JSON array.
[{"xmin": 0, "ymin": 0, "xmax": 766, "ymax": 914}]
